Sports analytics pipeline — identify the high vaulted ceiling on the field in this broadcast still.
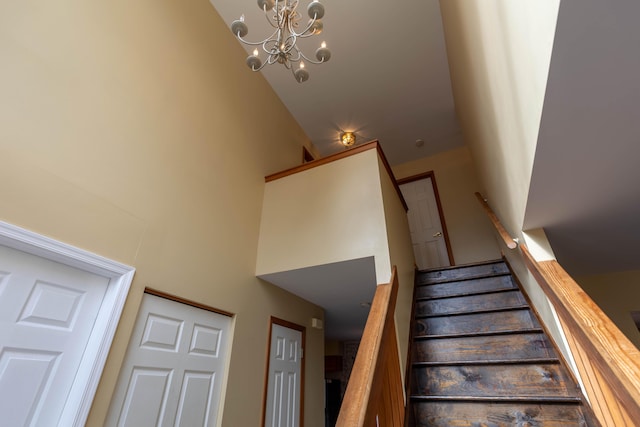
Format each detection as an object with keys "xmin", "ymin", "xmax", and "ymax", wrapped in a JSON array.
[
  {"xmin": 208, "ymin": 0, "xmax": 640, "ymax": 338},
  {"xmin": 209, "ymin": 0, "xmax": 464, "ymax": 165}
]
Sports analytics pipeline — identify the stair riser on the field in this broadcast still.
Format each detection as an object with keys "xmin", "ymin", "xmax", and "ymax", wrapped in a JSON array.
[
  {"xmin": 411, "ymin": 402, "xmax": 589, "ymax": 427},
  {"xmin": 414, "ymin": 309, "xmax": 540, "ymax": 336},
  {"xmin": 416, "ymin": 275, "xmax": 516, "ymax": 299},
  {"xmin": 411, "ymin": 364, "xmax": 580, "ymax": 398},
  {"xmin": 416, "ymin": 290, "xmax": 527, "ymax": 316},
  {"xmin": 419, "ymin": 262, "xmax": 509, "ymax": 284},
  {"xmin": 413, "ymin": 333, "xmax": 557, "ymax": 363}
]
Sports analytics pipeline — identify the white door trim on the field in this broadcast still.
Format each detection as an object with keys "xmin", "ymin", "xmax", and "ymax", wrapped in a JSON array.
[{"xmin": 0, "ymin": 220, "xmax": 135, "ymax": 427}]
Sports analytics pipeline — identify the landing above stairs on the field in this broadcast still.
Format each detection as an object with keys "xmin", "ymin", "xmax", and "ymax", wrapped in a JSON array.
[{"xmin": 406, "ymin": 260, "xmax": 600, "ymax": 427}]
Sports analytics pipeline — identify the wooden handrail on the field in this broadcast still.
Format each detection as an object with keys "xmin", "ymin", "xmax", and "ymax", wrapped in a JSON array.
[
  {"xmin": 476, "ymin": 193, "xmax": 640, "ymax": 423},
  {"xmin": 336, "ymin": 267, "xmax": 404, "ymax": 426},
  {"xmin": 474, "ymin": 192, "xmax": 518, "ymax": 249},
  {"xmin": 520, "ymin": 244, "xmax": 640, "ymax": 421}
]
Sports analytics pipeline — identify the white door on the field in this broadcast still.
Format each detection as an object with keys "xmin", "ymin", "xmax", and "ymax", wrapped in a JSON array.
[
  {"xmin": 400, "ymin": 177, "xmax": 451, "ymax": 269},
  {"xmin": 0, "ymin": 245, "xmax": 111, "ymax": 427},
  {"xmin": 265, "ymin": 322, "xmax": 304, "ymax": 427},
  {"xmin": 106, "ymin": 293, "xmax": 232, "ymax": 427}
]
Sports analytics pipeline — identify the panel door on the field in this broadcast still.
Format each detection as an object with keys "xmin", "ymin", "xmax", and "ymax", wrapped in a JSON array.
[
  {"xmin": 400, "ymin": 177, "xmax": 451, "ymax": 269},
  {"xmin": 0, "ymin": 245, "xmax": 110, "ymax": 426},
  {"xmin": 265, "ymin": 323, "xmax": 303, "ymax": 427},
  {"xmin": 106, "ymin": 293, "xmax": 232, "ymax": 427}
]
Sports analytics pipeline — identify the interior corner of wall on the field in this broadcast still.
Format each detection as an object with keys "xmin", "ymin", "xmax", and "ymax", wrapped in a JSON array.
[{"xmin": 522, "ymin": 228, "xmax": 556, "ymax": 262}]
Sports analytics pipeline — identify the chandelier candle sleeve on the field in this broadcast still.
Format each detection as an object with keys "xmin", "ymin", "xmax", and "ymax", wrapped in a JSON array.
[
  {"xmin": 294, "ymin": 62, "xmax": 309, "ymax": 83},
  {"xmin": 230, "ymin": 0, "xmax": 331, "ymax": 83},
  {"xmin": 246, "ymin": 49, "xmax": 262, "ymax": 70}
]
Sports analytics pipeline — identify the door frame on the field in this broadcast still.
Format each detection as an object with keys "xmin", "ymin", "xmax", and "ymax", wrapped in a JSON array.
[
  {"xmin": 396, "ymin": 171, "xmax": 455, "ymax": 266},
  {"xmin": 0, "ymin": 220, "xmax": 135, "ymax": 427},
  {"xmin": 261, "ymin": 316, "xmax": 306, "ymax": 427}
]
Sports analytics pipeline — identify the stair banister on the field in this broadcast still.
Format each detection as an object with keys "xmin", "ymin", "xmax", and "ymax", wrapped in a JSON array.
[
  {"xmin": 476, "ymin": 192, "xmax": 640, "ymax": 424},
  {"xmin": 336, "ymin": 267, "xmax": 404, "ymax": 426}
]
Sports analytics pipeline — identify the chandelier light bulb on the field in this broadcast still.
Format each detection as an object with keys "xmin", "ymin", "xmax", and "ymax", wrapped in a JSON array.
[{"xmin": 253, "ymin": 49, "xmax": 259, "ymax": 56}]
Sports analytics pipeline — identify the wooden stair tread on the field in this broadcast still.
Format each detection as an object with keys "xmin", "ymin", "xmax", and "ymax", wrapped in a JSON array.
[
  {"xmin": 411, "ymin": 364, "xmax": 581, "ymax": 398},
  {"xmin": 416, "ymin": 272, "xmax": 513, "ymax": 290},
  {"xmin": 409, "ymin": 395, "xmax": 583, "ymax": 403},
  {"xmin": 417, "ymin": 271, "xmax": 510, "ymax": 286},
  {"xmin": 414, "ymin": 308, "xmax": 540, "ymax": 336},
  {"xmin": 416, "ymin": 286, "xmax": 518, "ymax": 301},
  {"xmin": 413, "ymin": 358, "xmax": 560, "ymax": 366},
  {"xmin": 417, "ymin": 259, "xmax": 506, "ymax": 272},
  {"xmin": 414, "ymin": 327, "xmax": 544, "ymax": 340},
  {"xmin": 413, "ymin": 328, "xmax": 556, "ymax": 363},
  {"xmin": 410, "ymin": 401, "xmax": 592, "ymax": 427},
  {"xmin": 418, "ymin": 262, "xmax": 510, "ymax": 285},
  {"xmin": 416, "ymin": 304, "xmax": 530, "ymax": 318},
  {"xmin": 415, "ymin": 290, "xmax": 527, "ymax": 316}
]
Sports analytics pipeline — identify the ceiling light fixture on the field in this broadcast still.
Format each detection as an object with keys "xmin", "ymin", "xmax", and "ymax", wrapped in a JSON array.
[
  {"xmin": 230, "ymin": 0, "xmax": 331, "ymax": 83},
  {"xmin": 340, "ymin": 132, "xmax": 356, "ymax": 147}
]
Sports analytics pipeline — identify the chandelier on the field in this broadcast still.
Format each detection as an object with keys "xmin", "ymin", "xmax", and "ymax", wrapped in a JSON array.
[{"xmin": 230, "ymin": 0, "xmax": 331, "ymax": 83}]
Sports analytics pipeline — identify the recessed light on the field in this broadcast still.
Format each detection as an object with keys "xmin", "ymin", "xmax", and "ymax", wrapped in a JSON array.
[{"xmin": 415, "ymin": 139, "xmax": 425, "ymax": 147}]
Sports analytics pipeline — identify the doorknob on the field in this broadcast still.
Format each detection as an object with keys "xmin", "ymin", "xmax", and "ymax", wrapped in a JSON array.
[{"xmin": 433, "ymin": 231, "xmax": 443, "ymax": 238}]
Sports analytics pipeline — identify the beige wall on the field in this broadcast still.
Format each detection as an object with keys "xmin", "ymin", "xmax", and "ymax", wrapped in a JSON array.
[
  {"xmin": 257, "ymin": 149, "xmax": 393, "ymax": 284},
  {"xmin": 378, "ymin": 157, "xmax": 416, "ymax": 385},
  {"xmin": 393, "ymin": 146, "xmax": 501, "ymax": 265},
  {"xmin": 437, "ymin": 1, "xmax": 576, "ymax": 363},
  {"xmin": 439, "ymin": 0, "xmax": 558, "ymax": 236},
  {"xmin": 577, "ymin": 271, "xmax": 640, "ymax": 349},
  {"xmin": 0, "ymin": 1, "xmax": 325, "ymax": 426}
]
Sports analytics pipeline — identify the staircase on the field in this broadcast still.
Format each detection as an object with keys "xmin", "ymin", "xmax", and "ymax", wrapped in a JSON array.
[{"xmin": 406, "ymin": 260, "xmax": 599, "ymax": 427}]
